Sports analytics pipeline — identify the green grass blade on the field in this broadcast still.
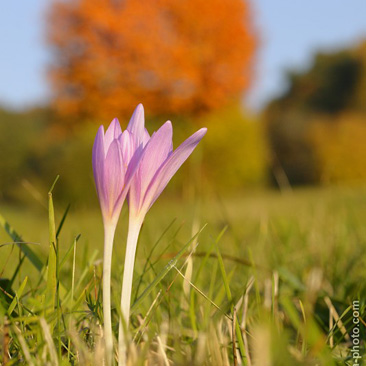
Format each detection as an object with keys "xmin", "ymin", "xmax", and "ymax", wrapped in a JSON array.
[
  {"xmin": 204, "ymin": 259, "xmax": 218, "ymax": 327},
  {"xmin": 214, "ymin": 227, "xmax": 232, "ymax": 303},
  {"xmin": 0, "ymin": 214, "xmax": 43, "ymax": 272},
  {"xmin": 281, "ymin": 296, "xmax": 301, "ymax": 329},
  {"xmin": 59, "ymin": 234, "xmax": 81, "ymax": 269},
  {"xmin": 46, "ymin": 193, "xmax": 57, "ymax": 305},
  {"xmin": 131, "ymin": 224, "xmax": 206, "ymax": 314},
  {"xmin": 64, "ymin": 250, "xmax": 99, "ymax": 306},
  {"xmin": 46, "ymin": 177, "xmax": 59, "ymax": 334},
  {"xmin": 56, "ymin": 203, "xmax": 71, "ymax": 239},
  {"xmin": 9, "ymin": 254, "xmax": 26, "ymax": 287},
  {"xmin": 8, "ymin": 276, "xmax": 28, "ymax": 316}
]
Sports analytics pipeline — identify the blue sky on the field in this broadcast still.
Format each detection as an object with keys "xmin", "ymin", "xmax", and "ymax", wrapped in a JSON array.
[{"xmin": 1, "ymin": 1, "xmax": 366, "ymax": 110}]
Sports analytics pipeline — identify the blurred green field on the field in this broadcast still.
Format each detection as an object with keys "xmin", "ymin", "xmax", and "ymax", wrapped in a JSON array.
[
  {"xmin": 2, "ymin": 186, "xmax": 366, "ymax": 277},
  {"xmin": 1, "ymin": 186, "xmax": 365, "ymax": 364}
]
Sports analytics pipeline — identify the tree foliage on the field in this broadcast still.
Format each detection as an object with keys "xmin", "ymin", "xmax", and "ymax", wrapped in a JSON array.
[
  {"xmin": 264, "ymin": 41, "xmax": 366, "ymax": 186},
  {"xmin": 47, "ymin": 0, "xmax": 256, "ymax": 122},
  {"xmin": 200, "ymin": 106, "xmax": 267, "ymax": 189},
  {"xmin": 310, "ymin": 113, "xmax": 366, "ymax": 184}
]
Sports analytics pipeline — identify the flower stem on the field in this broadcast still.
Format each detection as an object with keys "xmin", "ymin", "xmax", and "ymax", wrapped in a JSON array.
[
  {"xmin": 103, "ymin": 222, "xmax": 116, "ymax": 366},
  {"xmin": 118, "ymin": 217, "xmax": 142, "ymax": 366}
]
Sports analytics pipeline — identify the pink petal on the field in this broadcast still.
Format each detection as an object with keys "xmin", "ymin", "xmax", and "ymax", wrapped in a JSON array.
[
  {"xmin": 122, "ymin": 142, "xmax": 145, "ymax": 215},
  {"xmin": 119, "ymin": 130, "xmax": 134, "ymax": 167},
  {"xmin": 138, "ymin": 121, "xmax": 173, "ymax": 204},
  {"xmin": 126, "ymin": 168, "xmax": 142, "ymax": 216},
  {"xmin": 92, "ymin": 125, "xmax": 105, "ymax": 202},
  {"xmin": 142, "ymin": 128, "xmax": 207, "ymax": 211},
  {"xmin": 103, "ymin": 140, "xmax": 124, "ymax": 217},
  {"xmin": 104, "ymin": 118, "xmax": 122, "ymax": 152},
  {"xmin": 127, "ymin": 104, "xmax": 145, "ymax": 147},
  {"xmin": 143, "ymin": 128, "xmax": 150, "ymax": 147}
]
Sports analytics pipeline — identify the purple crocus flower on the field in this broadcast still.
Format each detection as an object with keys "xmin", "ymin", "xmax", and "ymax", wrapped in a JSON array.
[
  {"xmin": 92, "ymin": 108, "xmax": 144, "ymax": 366},
  {"xmin": 118, "ymin": 105, "xmax": 206, "ymax": 364},
  {"xmin": 92, "ymin": 116, "xmax": 143, "ymax": 227}
]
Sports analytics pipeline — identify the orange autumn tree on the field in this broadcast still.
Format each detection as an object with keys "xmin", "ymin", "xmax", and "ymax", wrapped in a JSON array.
[{"xmin": 47, "ymin": 0, "xmax": 256, "ymax": 121}]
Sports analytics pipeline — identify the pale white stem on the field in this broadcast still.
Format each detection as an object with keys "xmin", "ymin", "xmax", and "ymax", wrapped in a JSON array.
[
  {"xmin": 118, "ymin": 217, "xmax": 143, "ymax": 366},
  {"xmin": 103, "ymin": 222, "xmax": 116, "ymax": 366}
]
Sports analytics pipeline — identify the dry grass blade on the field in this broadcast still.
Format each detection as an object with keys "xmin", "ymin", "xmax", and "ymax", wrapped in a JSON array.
[
  {"xmin": 133, "ymin": 290, "xmax": 162, "ymax": 343},
  {"xmin": 328, "ymin": 300, "xmax": 334, "ymax": 348},
  {"xmin": 242, "ymin": 276, "xmax": 254, "ymax": 366},
  {"xmin": 232, "ymin": 307, "xmax": 238, "ymax": 366},
  {"xmin": 173, "ymin": 265, "xmax": 230, "ymax": 320},
  {"xmin": 40, "ymin": 317, "xmax": 59, "ymax": 366},
  {"xmin": 156, "ymin": 335, "xmax": 170, "ymax": 366},
  {"xmin": 13, "ymin": 325, "xmax": 35, "ymax": 366},
  {"xmin": 324, "ymin": 296, "xmax": 351, "ymax": 342},
  {"xmin": 182, "ymin": 211, "xmax": 200, "ymax": 304}
]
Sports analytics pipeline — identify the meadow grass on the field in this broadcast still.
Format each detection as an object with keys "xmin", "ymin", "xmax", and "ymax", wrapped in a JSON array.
[{"xmin": 0, "ymin": 186, "xmax": 365, "ymax": 365}]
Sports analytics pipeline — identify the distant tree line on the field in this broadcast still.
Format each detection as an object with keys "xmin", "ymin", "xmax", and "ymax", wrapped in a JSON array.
[
  {"xmin": 264, "ymin": 40, "xmax": 366, "ymax": 186},
  {"xmin": 1, "ymin": 35, "xmax": 366, "ymax": 205}
]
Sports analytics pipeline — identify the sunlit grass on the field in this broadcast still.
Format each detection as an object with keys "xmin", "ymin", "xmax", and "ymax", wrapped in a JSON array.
[{"xmin": 0, "ymin": 186, "xmax": 365, "ymax": 365}]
